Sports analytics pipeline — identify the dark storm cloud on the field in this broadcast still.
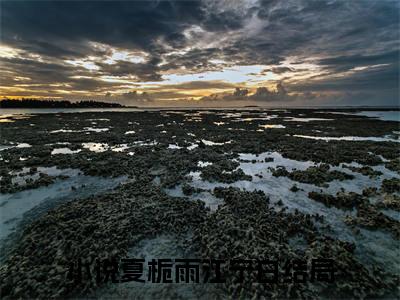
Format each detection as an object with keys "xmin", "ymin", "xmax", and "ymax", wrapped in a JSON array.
[
  {"xmin": 159, "ymin": 48, "xmax": 224, "ymax": 73},
  {"xmin": 291, "ymin": 64, "xmax": 400, "ymax": 93},
  {"xmin": 1, "ymin": 1, "xmax": 204, "ymax": 57},
  {"xmin": 1, "ymin": 57, "xmax": 78, "ymax": 84},
  {"xmin": 1, "ymin": 0, "xmax": 399, "ymax": 105},
  {"xmin": 262, "ymin": 67, "xmax": 294, "ymax": 74},
  {"xmin": 2, "ymin": 0, "xmax": 398, "ymax": 61},
  {"xmin": 0, "ymin": 56, "xmax": 121, "ymax": 93},
  {"xmin": 96, "ymin": 61, "xmax": 162, "ymax": 82},
  {"xmin": 315, "ymin": 50, "xmax": 400, "ymax": 73}
]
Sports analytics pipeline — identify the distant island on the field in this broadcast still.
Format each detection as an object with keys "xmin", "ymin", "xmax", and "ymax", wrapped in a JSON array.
[{"xmin": 0, "ymin": 99, "xmax": 124, "ymax": 109}]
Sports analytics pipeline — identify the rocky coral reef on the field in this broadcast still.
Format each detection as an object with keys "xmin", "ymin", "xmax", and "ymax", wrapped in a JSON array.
[
  {"xmin": 200, "ymin": 159, "xmax": 252, "ymax": 183},
  {"xmin": 308, "ymin": 191, "xmax": 365, "ymax": 209},
  {"xmin": 194, "ymin": 187, "xmax": 398, "ymax": 298},
  {"xmin": 342, "ymin": 164, "xmax": 383, "ymax": 178},
  {"xmin": 344, "ymin": 203, "xmax": 400, "ymax": 239},
  {"xmin": 0, "ymin": 170, "xmax": 69, "ymax": 194},
  {"xmin": 272, "ymin": 164, "xmax": 354, "ymax": 187},
  {"xmin": 0, "ymin": 109, "xmax": 399, "ymax": 299},
  {"xmin": 381, "ymin": 178, "xmax": 400, "ymax": 193},
  {"xmin": 0, "ymin": 179, "xmax": 208, "ymax": 298}
]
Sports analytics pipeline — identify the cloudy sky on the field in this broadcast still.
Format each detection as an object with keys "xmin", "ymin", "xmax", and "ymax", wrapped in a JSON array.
[{"xmin": 1, "ymin": 0, "xmax": 399, "ymax": 106}]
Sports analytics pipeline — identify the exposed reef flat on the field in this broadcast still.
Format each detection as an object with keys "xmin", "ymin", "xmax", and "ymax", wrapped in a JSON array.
[{"xmin": 0, "ymin": 109, "xmax": 399, "ymax": 299}]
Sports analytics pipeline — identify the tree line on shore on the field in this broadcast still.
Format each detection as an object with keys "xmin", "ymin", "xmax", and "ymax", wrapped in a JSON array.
[{"xmin": 0, "ymin": 99, "xmax": 124, "ymax": 108}]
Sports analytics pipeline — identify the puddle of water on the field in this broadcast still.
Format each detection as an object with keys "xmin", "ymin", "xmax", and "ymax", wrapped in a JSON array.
[
  {"xmin": 0, "ymin": 168, "xmax": 126, "ymax": 241},
  {"xmin": 201, "ymin": 139, "xmax": 232, "ymax": 146},
  {"xmin": 219, "ymin": 112, "xmax": 242, "ymax": 118},
  {"xmin": 197, "ymin": 161, "xmax": 212, "ymax": 168},
  {"xmin": 188, "ymin": 171, "xmax": 202, "ymax": 181},
  {"xmin": 232, "ymin": 115, "xmax": 278, "ymax": 122},
  {"xmin": 0, "ymin": 114, "xmax": 33, "ymax": 123},
  {"xmin": 82, "ymin": 142, "xmax": 109, "ymax": 152},
  {"xmin": 111, "ymin": 144, "xmax": 130, "ymax": 152},
  {"xmin": 133, "ymin": 141, "xmax": 158, "ymax": 146},
  {"xmin": 259, "ymin": 124, "xmax": 286, "ymax": 129},
  {"xmin": 87, "ymin": 118, "xmax": 110, "ymax": 121},
  {"xmin": 185, "ymin": 116, "xmax": 202, "ymax": 122},
  {"xmin": 5, "ymin": 143, "xmax": 30, "ymax": 149},
  {"xmin": 78, "ymin": 143, "xmax": 135, "ymax": 153},
  {"xmin": 187, "ymin": 144, "xmax": 199, "ymax": 150},
  {"xmin": 16, "ymin": 143, "xmax": 32, "ymax": 148},
  {"xmin": 352, "ymin": 229, "xmax": 400, "ymax": 275},
  {"xmin": 83, "ymin": 127, "xmax": 110, "ymax": 132},
  {"xmin": 125, "ymin": 131, "xmax": 136, "ymax": 135},
  {"xmin": 238, "ymin": 152, "xmax": 316, "ymax": 171},
  {"xmin": 51, "ymin": 148, "xmax": 81, "ymax": 155},
  {"xmin": 50, "ymin": 127, "xmax": 110, "ymax": 134},
  {"xmin": 285, "ymin": 117, "xmax": 333, "ymax": 122},
  {"xmin": 355, "ymin": 111, "xmax": 399, "ymax": 122},
  {"xmin": 293, "ymin": 134, "xmax": 400, "ymax": 143},
  {"xmin": 0, "ymin": 143, "xmax": 32, "ymax": 151},
  {"xmin": 168, "ymin": 144, "xmax": 182, "ymax": 150},
  {"xmin": 9, "ymin": 166, "xmax": 70, "ymax": 185},
  {"xmin": 46, "ymin": 142, "xmax": 71, "ymax": 146},
  {"xmin": 50, "ymin": 129, "xmax": 81, "ymax": 133}
]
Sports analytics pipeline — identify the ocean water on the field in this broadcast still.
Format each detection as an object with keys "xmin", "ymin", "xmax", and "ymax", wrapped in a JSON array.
[
  {"xmin": 355, "ymin": 110, "xmax": 399, "ymax": 122},
  {"xmin": 0, "ymin": 167, "xmax": 126, "ymax": 241},
  {"xmin": 293, "ymin": 134, "xmax": 400, "ymax": 143},
  {"xmin": 1, "ymin": 108, "xmax": 398, "ymax": 119}
]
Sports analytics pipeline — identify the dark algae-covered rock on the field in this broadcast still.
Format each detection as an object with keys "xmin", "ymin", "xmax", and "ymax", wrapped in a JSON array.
[
  {"xmin": 0, "ymin": 180, "xmax": 209, "ymax": 298},
  {"xmin": 308, "ymin": 191, "xmax": 365, "ymax": 209},
  {"xmin": 290, "ymin": 184, "xmax": 300, "ymax": 192},
  {"xmin": 194, "ymin": 187, "xmax": 398, "ymax": 299},
  {"xmin": 381, "ymin": 178, "xmax": 400, "ymax": 193},
  {"xmin": 0, "ymin": 171, "xmax": 69, "ymax": 194},
  {"xmin": 200, "ymin": 159, "xmax": 252, "ymax": 183},
  {"xmin": 342, "ymin": 164, "xmax": 383, "ymax": 178},
  {"xmin": 344, "ymin": 203, "xmax": 400, "ymax": 239},
  {"xmin": 272, "ymin": 164, "xmax": 354, "ymax": 187}
]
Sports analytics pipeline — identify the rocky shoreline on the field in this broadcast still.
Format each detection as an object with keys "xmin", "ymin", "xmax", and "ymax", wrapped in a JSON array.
[{"xmin": 0, "ymin": 109, "xmax": 399, "ymax": 298}]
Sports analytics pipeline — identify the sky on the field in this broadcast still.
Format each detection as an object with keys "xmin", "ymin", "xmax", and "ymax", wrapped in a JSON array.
[{"xmin": 0, "ymin": 0, "xmax": 399, "ymax": 107}]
